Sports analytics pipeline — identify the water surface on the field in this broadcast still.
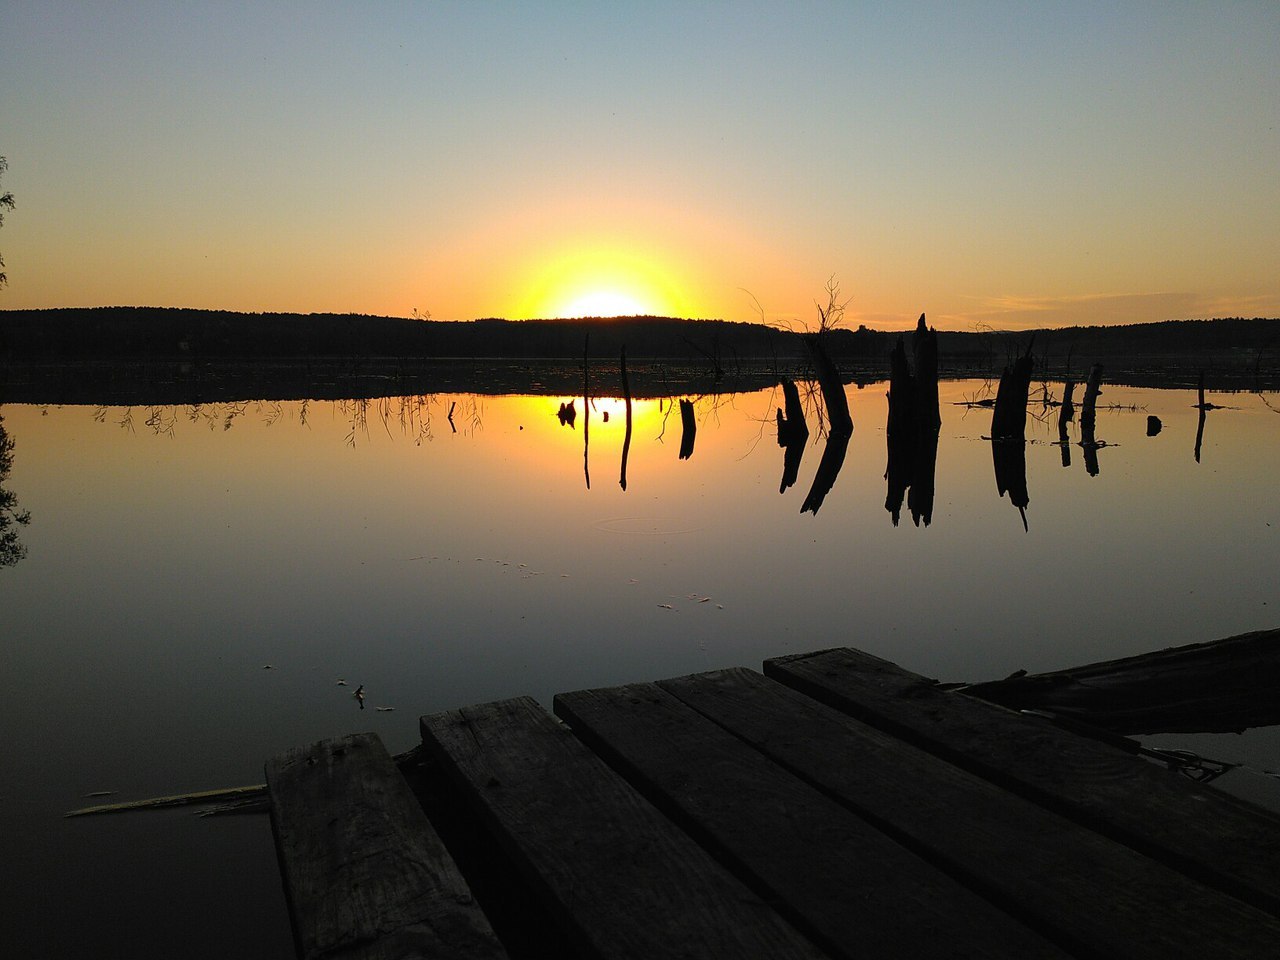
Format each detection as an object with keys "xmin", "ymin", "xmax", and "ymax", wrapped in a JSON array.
[{"xmin": 2, "ymin": 378, "xmax": 1278, "ymax": 957}]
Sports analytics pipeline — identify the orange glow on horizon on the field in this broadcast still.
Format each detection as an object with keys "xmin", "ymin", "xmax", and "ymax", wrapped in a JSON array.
[{"xmin": 513, "ymin": 245, "xmax": 694, "ymax": 319}]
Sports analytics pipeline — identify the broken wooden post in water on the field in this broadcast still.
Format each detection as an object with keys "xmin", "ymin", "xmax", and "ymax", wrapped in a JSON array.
[
  {"xmin": 991, "ymin": 341, "xmax": 1035, "ymax": 441},
  {"xmin": 989, "ymin": 340, "xmax": 1034, "ymax": 529},
  {"xmin": 802, "ymin": 332, "xmax": 853, "ymax": 439},
  {"xmin": 775, "ymin": 378, "xmax": 808, "ymax": 494},
  {"xmin": 1080, "ymin": 363, "xmax": 1104, "ymax": 476},
  {"xmin": 884, "ymin": 316, "xmax": 941, "ymax": 526},
  {"xmin": 678, "ymin": 398, "xmax": 696, "ymax": 461},
  {"xmin": 582, "ymin": 334, "xmax": 591, "ymax": 489},
  {"xmin": 619, "ymin": 346, "xmax": 632, "ymax": 490}
]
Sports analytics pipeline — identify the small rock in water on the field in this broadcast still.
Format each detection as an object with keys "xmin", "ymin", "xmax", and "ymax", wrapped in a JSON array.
[
  {"xmin": 262, "ymin": 664, "xmax": 273, "ymax": 670},
  {"xmin": 336, "ymin": 679, "xmax": 348, "ymax": 686}
]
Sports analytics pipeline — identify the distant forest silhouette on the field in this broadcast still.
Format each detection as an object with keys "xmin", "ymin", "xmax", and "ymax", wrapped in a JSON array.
[{"xmin": 2, "ymin": 307, "xmax": 1277, "ymax": 374}]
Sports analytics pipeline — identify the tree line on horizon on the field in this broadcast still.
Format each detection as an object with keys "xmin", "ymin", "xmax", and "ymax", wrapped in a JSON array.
[{"xmin": 0, "ymin": 306, "xmax": 1276, "ymax": 371}]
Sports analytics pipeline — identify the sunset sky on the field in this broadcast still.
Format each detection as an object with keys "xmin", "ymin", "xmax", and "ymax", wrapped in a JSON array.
[{"xmin": 2, "ymin": 2, "xmax": 1277, "ymax": 331}]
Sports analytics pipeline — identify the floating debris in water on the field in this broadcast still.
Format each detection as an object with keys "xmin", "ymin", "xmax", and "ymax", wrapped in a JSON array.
[
  {"xmin": 376, "ymin": 707, "xmax": 395, "ymax": 712},
  {"xmin": 336, "ymin": 679, "xmax": 348, "ymax": 686},
  {"xmin": 658, "ymin": 603, "xmax": 674, "ymax": 610},
  {"xmin": 84, "ymin": 791, "xmax": 116, "ymax": 799},
  {"xmin": 355, "ymin": 685, "xmax": 365, "ymax": 709},
  {"xmin": 262, "ymin": 664, "xmax": 273, "ymax": 670}
]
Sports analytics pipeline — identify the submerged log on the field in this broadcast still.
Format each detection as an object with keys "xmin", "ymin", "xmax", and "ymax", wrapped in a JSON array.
[{"xmin": 961, "ymin": 628, "xmax": 1280, "ymax": 735}]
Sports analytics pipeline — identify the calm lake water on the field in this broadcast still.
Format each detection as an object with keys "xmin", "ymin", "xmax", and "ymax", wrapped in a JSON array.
[{"xmin": 3, "ymin": 376, "xmax": 1279, "ymax": 958}]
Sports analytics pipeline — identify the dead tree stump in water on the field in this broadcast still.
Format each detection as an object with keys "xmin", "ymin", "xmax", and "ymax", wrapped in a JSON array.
[
  {"xmin": 884, "ymin": 316, "xmax": 941, "ymax": 527},
  {"xmin": 619, "ymin": 346, "xmax": 632, "ymax": 490},
  {"xmin": 991, "ymin": 342, "xmax": 1035, "ymax": 440},
  {"xmin": 1080, "ymin": 363, "xmax": 1104, "ymax": 477},
  {"xmin": 678, "ymin": 399, "xmax": 696, "ymax": 461},
  {"xmin": 802, "ymin": 333, "xmax": 853, "ymax": 438},
  {"xmin": 776, "ymin": 378, "xmax": 808, "ymax": 493}
]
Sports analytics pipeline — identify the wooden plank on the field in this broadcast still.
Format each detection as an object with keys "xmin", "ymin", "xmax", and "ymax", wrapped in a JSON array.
[
  {"xmin": 266, "ymin": 732, "xmax": 508, "ymax": 960},
  {"xmin": 659, "ymin": 667, "xmax": 1280, "ymax": 960},
  {"xmin": 959, "ymin": 627, "xmax": 1280, "ymax": 734},
  {"xmin": 419, "ymin": 697, "xmax": 830, "ymax": 960},
  {"xmin": 554, "ymin": 683, "xmax": 1069, "ymax": 960},
  {"xmin": 765, "ymin": 646, "xmax": 1280, "ymax": 917}
]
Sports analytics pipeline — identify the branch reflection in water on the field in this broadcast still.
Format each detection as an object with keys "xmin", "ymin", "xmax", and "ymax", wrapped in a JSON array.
[
  {"xmin": 59, "ymin": 375, "xmax": 1270, "ymax": 536},
  {"xmin": 0, "ymin": 412, "xmax": 31, "ymax": 567}
]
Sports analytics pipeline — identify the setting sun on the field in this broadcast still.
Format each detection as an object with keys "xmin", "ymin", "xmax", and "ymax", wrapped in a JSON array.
[
  {"xmin": 515, "ymin": 246, "xmax": 691, "ymax": 319},
  {"xmin": 558, "ymin": 289, "xmax": 649, "ymax": 318}
]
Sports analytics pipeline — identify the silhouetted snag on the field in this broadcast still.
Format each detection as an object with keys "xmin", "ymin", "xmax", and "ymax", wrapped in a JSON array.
[
  {"xmin": 882, "ymin": 317, "xmax": 942, "ymax": 526},
  {"xmin": 802, "ymin": 333, "xmax": 853, "ymax": 438},
  {"xmin": 556, "ymin": 400, "xmax": 576, "ymax": 428},
  {"xmin": 677, "ymin": 399, "xmax": 696, "ymax": 461},
  {"xmin": 1058, "ymin": 417, "xmax": 1072, "ymax": 468},
  {"xmin": 1193, "ymin": 370, "xmax": 1219, "ymax": 463},
  {"xmin": 582, "ymin": 334, "xmax": 591, "ymax": 489},
  {"xmin": 1079, "ymin": 363, "xmax": 1104, "ymax": 477},
  {"xmin": 800, "ymin": 430, "xmax": 850, "ymax": 515},
  {"xmin": 887, "ymin": 336, "xmax": 916, "ymax": 438},
  {"xmin": 990, "ymin": 340, "xmax": 1035, "ymax": 440},
  {"xmin": 961, "ymin": 628, "xmax": 1280, "ymax": 736},
  {"xmin": 912, "ymin": 313, "xmax": 941, "ymax": 431},
  {"xmin": 775, "ymin": 379, "xmax": 808, "ymax": 493},
  {"xmin": 1058, "ymin": 380, "xmax": 1076, "ymax": 428},
  {"xmin": 991, "ymin": 437, "xmax": 1029, "ymax": 531},
  {"xmin": 775, "ymin": 379, "xmax": 808, "ymax": 445},
  {"xmin": 884, "ymin": 432, "xmax": 912, "ymax": 526},
  {"xmin": 619, "ymin": 347, "xmax": 633, "ymax": 490},
  {"xmin": 448, "ymin": 400, "xmax": 457, "ymax": 433},
  {"xmin": 1146, "ymin": 415, "xmax": 1162, "ymax": 436},
  {"xmin": 908, "ymin": 426, "xmax": 939, "ymax": 527},
  {"xmin": 1080, "ymin": 364, "xmax": 1103, "ymax": 434}
]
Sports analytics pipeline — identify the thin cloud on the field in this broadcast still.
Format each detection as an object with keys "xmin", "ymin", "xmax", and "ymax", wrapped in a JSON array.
[{"xmin": 948, "ymin": 291, "xmax": 1278, "ymax": 331}]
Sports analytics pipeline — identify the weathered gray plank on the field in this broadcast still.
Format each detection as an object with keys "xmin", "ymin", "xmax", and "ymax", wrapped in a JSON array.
[
  {"xmin": 660, "ymin": 667, "xmax": 1280, "ymax": 960},
  {"xmin": 419, "ymin": 696, "xmax": 830, "ymax": 960},
  {"xmin": 554, "ymin": 683, "xmax": 1069, "ymax": 960},
  {"xmin": 960, "ymin": 627, "xmax": 1280, "ymax": 734},
  {"xmin": 266, "ymin": 732, "xmax": 508, "ymax": 960},
  {"xmin": 765, "ymin": 646, "xmax": 1280, "ymax": 917}
]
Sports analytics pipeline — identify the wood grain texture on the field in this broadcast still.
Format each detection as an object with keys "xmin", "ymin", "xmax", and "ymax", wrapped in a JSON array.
[
  {"xmin": 961, "ymin": 627, "xmax": 1280, "ymax": 734},
  {"xmin": 661, "ymin": 666, "xmax": 1280, "ymax": 960},
  {"xmin": 554, "ymin": 682, "xmax": 1068, "ymax": 960},
  {"xmin": 419, "ymin": 696, "xmax": 830, "ymax": 960},
  {"xmin": 765, "ymin": 647, "xmax": 1280, "ymax": 918},
  {"xmin": 266, "ymin": 732, "xmax": 507, "ymax": 960}
]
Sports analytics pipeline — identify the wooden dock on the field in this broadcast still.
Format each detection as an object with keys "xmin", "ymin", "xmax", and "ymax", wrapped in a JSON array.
[{"xmin": 266, "ymin": 647, "xmax": 1280, "ymax": 959}]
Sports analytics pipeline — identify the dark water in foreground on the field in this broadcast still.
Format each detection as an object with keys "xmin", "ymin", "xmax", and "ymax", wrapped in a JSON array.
[{"xmin": 2, "ymin": 378, "xmax": 1278, "ymax": 957}]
